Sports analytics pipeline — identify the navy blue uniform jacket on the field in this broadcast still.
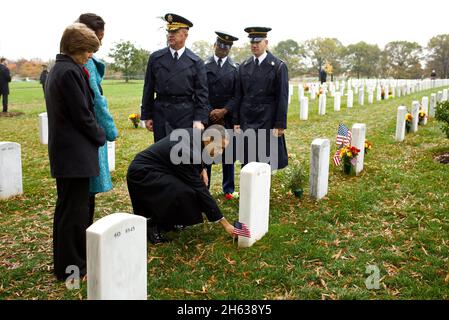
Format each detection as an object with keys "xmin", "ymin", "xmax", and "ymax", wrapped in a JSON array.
[{"xmin": 141, "ymin": 47, "xmax": 209, "ymax": 142}]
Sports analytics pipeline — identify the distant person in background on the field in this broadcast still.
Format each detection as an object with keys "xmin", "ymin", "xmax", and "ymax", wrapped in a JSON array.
[
  {"xmin": 45, "ymin": 23, "xmax": 105, "ymax": 281},
  {"xmin": 0, "ymin": 57, "xmax": 12, "ymax": 113},
  {"xmin": 39, "ymin": 65, "xmax": 49, "ymax": 94},
  {"xmin": 319, "ymin": 66, "xmax": 327, "ymax": 84},
  {"xmin": 77, "ymin": 13, "xmax": 118, "ymax": 225},
  {"xmin": 431, "ymin": 69, "xmax": 437, "ymax": 80}
]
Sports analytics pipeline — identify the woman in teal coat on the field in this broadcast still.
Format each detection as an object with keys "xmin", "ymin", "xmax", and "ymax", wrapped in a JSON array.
[{"xmin": 78, "ymin": 13, "xmax": 118, "ymax": 223}]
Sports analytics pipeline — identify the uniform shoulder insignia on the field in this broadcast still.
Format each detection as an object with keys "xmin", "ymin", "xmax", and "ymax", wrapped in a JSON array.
[
  {"xmin": 185, "ymin": 48, "xmax": 200, "ymax": 62},
  {"xmin": 242, "ymin": 57, "xmax": 253, "ymax": 66},
  {"xmin": 205, "ymin": 56, "xmax": 214, "ymax": 64},
  {"xmin": 227, "ymin": 58, "xmax": 238, "ymax": 68},
  {"xmin": 151, "ymin": 48, "xmax": 168, "ymax": 59}
]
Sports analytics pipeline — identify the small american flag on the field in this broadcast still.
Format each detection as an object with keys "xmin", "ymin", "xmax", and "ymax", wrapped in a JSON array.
[
  {"xmin": 233, "ymin": 221, "xmax": 251, "ymax": 238},
  {"xmin": 333, "ymin": 124, "xmax": 352, "ymax": 166},
  {"xmin": 336, "ymin": 124, "xmax": 352, "ymax": 146},
  {"xmin": 333, "ymin": 148, "xmax": 342, "ymax": 166}
]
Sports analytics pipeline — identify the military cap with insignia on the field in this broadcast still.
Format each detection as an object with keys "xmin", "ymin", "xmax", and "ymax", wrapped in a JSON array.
[
  {"xmin": 165, "ymin": 13, "xmax": 193, "ymax": 32},
  {"xmin": 244, "ymin": 26, "xmax": 272, "ymax": 42},
  {"xmin": 215, "ymin": 31, "xmax": 239, "ymax": 49}
]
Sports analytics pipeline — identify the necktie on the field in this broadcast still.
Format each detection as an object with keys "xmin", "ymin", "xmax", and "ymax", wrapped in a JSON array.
[
  {"xmin": 255, "ymin": 58, "xmax": 259, "ymax": 67},
  {"xmin": 217, "ymin": 58, "xmax": 222, "ymax": 68},
  {"xmin": 82, "ymin": 66, "xmax": 90, "ymax": 79},
  {"xmin": 173, "ymin": 51, "xmax": 178, "ymax": 61}
]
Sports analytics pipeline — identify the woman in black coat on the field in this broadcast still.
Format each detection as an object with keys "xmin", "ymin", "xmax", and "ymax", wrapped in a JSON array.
[
  {"xmin": 45, "ymin": 23, "xmax": 105, "ymax": 281},
  {"xmin": 127, "ymin": 127, "xmax": 235, "ymax": 244}
]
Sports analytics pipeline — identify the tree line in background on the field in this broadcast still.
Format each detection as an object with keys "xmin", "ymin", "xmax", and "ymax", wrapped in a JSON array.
[
  {"xmin": 194, "ymin": 34, "xmax": 449, "ymax": 80},
  {"xmin": 6, "ymin": 34, "xmax": 449, "ymax": 81},
  {"xmin": 239, "ymin": 34, "xmax": 449, "ymax": 80}
]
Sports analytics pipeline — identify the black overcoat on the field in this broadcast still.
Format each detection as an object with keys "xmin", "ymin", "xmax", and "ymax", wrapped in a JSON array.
[
  {"xmin": 0, "ymin": 64, "xmax": 11, "ymax": 95},
  {"xmin": 319, "ymin": 69, "xmax": 327, "ymax": 83},
  {"xmin": 233, "ymin": 51, "xmax": 289, "ymax": 170},
  {"xmin": 45, "ymin": 54, "xmax": 106, "ymax": 178},
  {"xmin": 204, "ymin": 56, "xmax": 239, "ymax": 128},
  {"xmin": 127, "ymin": 128, "xmax": 223, "ymax": 227},
  {"xmin": 141, "ymin": 47, "xmax": 209, "ymax": 142}
]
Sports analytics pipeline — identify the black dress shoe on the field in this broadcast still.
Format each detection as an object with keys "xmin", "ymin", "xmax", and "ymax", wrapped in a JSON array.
[
  {"xmin": 159, "ymin": 223, "xmax": 186, "ymax": 233},
  {"xmin": 147, "ymin": 225, "xmax": 169, "ymax": 244},
  {"xmin": 173, "ymin": 225, "xmax": 186, "ymax": 232}
]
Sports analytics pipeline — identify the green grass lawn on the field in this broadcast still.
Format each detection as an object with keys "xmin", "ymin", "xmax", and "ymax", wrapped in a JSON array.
[{"xmin": 1, "ymin": 80, "xmax": 448, "ymax": 300}]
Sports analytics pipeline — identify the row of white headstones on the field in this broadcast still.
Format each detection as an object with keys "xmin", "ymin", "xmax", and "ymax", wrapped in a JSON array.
[
  {"xmin": 287, "ymin": 79, "xmax": 449, "ymax": 119},
  {"xmin": 289, "ymin": 78, "xmax": 448, "ymax": 100},
  {"xmin": 1, "ymin": 79, "xmax": 448, "ymax": 299}
]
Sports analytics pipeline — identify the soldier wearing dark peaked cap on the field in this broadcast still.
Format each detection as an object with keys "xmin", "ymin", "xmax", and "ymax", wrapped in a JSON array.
[
  {"xmin": 233, "ymin": 27, "xmax": 289, "ymax": 170},
  {"xmin": 204, "ymin": 31, "xmax": 239, "ymax": 198},
  {"xmin": 141, "ymin": 13, "xmax": 209, "ymax": 142}
]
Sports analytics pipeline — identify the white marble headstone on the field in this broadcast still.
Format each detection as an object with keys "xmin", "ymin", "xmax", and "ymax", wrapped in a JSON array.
[
  {"xmin": 347, "ymin": 90, "xmax": 353, "ymax": 108},
  {"xmin": 319, "ymin": 93, "xmax": 326, "ymax": 115},
  {"xmin": 334, "ymin": 92, "xmax": 341, "ymax": 111},
  {"xmin": 38, "ymin": 112, "xmax": 48, "ymax": 145},
  {"xmin": 411, "ymin": 101, "xmax": 420, "ymax": 133},
  {"xmin": 309, "ymin": 139, "xmax": 330, "ymax": 200},
  {"xmin": 395, "ymin": 106, "xmax": 407, "ymax": 142},
  {"xmin": 0, "ymin": 142, "xmax": 23, "ymax": 199},
  {"xmin": 368, "ymin": 91, "xmax": 374, "ymax": 104},
  {"xmin": 443, "ymin": 89, "xmax": 448, "ymax": 101},
  {"xmin": 310, "ymin": 87, "xmax": 316, "ymax": 100},
  {"xmin": 238, "ymin": 162, "xmax": 271, "ymax": 248},
  {"xmin": 421, "ymin": 97, "xmax": 429, "ymax": 125},
  {"xmin": 376, "ymin": 86, "xmax": 382, "ymax": 101},
  {"xmin": 107, "ymin": 141, "xmax": 115, "ymax": 172},
  {"xmin": 87, "ymin": 212, "xmax": 147, "ymax": 300},
  {"xmin": 358, "ymin": 89, "xmax": 364, "ymax": 106},
  {"xmin": 300, "ymin": 97, "xmax": 308, "ymax": 120},
  {"xmin": 298, "ymin": 85, "xmax": 304, "ymax": 100},
  {"xmin": 351, "ymin": 124, "xmax": 366, "ymax": 176},
  {"xmin": 429, "ymin": 93, "xmax": 436, "ymax": 118}
]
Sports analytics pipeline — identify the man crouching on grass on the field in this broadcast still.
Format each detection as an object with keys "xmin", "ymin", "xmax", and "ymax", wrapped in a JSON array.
[{"xmin": 126, "ymin": 125, "xmax": 235, "ymax": 244}]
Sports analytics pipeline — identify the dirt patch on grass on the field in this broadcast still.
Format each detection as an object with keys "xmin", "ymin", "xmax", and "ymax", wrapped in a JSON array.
[
  {"xmin": 0, "ymin": 111, "xmax": 25, "ymax": 118},
  {"xmin": 435, "ymin": 152, "xmax": 449, "ymax": 164}
]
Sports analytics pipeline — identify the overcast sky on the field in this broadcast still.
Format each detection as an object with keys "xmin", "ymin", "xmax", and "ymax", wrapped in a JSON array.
[{"xmin": 1, "ymin": 0, "xmax": 448, "ymax": 61}]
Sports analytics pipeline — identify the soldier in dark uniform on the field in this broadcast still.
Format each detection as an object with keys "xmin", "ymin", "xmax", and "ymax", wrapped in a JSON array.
[
  {"xmin": 204, "ymin": 31, "xmax": 239, "ymax": 198},
  {"xmin": 233, "ymin": 27, "xmax": 288, "ymax": 170},
  {"xmin": 141, "ymin": 13, "xmax": 209, "ymax": 142}
]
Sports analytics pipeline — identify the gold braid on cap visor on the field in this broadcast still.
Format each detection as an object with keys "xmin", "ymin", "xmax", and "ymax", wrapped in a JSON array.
[
  {"xmin": 217, "ymin": 36, "xmax": 233, "ymax": 45},
  {"xmin": 167, "ymin": 22, "xmax": 190, "ymax": 31},
  {"xmin": 249, "ymin": 32, "xmax": 267, "ymax": 37}
]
